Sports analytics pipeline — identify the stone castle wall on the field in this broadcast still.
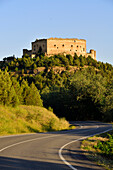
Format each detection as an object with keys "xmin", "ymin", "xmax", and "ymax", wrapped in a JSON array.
[
  {"xmin": 23, "ymin": 37, "xmax": 96, "ymax": 60},
  {"xmin": 32, "ymin": 39, "xmax": 47, "ymax": 54},
  {"xmin": 23, "ymin": 49, "xmax": 32, "ymax": 56},
  {"xmin": 46, "ymin": 38, "xmax": 86, "ymax": 57},
  {"xmin": 86, "ymin": 49, "xmax": 96, "ymax": 60}
]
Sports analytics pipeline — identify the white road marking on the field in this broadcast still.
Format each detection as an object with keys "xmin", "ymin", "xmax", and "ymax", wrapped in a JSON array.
[
  {"xmin": 59, "ymin": 126, "xmax": 112, "ymax": 170},
  {"xmin": 0, "ymin": 123, "xmax": 112, "ymax": 170},
  {"xmin": 0, "ymin": 133, "xmax": 36, "ymax": 139},
  {"xmin": 0, "ymin": 127, "xmax": 83, "ymax": 152},
  {"xmin": 0, "ymin": 133, "xmax": 67, "ymax": 152},
  {"xmin": 0, "ymin": 125, "xmax": 95, "ymax": 153}
]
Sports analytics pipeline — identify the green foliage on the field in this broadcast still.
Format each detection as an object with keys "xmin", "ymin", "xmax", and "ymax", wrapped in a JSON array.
[
  {"xmin": 73, "ymin": 58, "xmax": 80, "ymax": 66},
  {"xmin": 22, "ymin": 69, "xmax": 24, "ymax": 74},
  {"xmin": 25, "ymin": 82, "xmax": 43, "ymax": 106},
  {"xmin": 15, "ymin": 67, "xmax": 18, "ymax": 72},
  {"xmin": 81, "ymin": 133, "xmax": 113, "ymax": 169},
  {"xmin": 48, "ymin": 106, "xmax": 53, "ymax": 112},
  {"xmin": 66, "ymin": 54, "xmax": 73, "ymax": 65},
  {"xmin": 0, "ymin": 70, "xmax": 43, "ymax": 107},
  {"xmin": 0, "ymin": 70, "xmax": 19, "ymax": 106},
  {"xmin": 41, "ymin": 68, "xmax": 113, "ymax": 121},
  {"xmin": 1, "ymin": 54, "xmax": 113, "ymax": 77},
  {"xmin": 94, "ymin": 134, "xmax": 113, "ymax": 156},
  {"xmin": 1, "ymin": 53, "xmax": 113, "ymax": 121}
]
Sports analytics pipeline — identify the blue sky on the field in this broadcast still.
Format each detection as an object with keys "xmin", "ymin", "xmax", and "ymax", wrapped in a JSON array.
[{"xmin": 0, "ymin": 0, "xmax": 113, "ymax": 65}]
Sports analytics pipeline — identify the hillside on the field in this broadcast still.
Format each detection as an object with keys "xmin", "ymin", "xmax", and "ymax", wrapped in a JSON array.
[
  {"xmin": 0, "ymin": 105, "xmax": 70, "ymax": 135},
  {"xmin": 0, "ymin": 53, "xmax": 113, "ymax": 122}
]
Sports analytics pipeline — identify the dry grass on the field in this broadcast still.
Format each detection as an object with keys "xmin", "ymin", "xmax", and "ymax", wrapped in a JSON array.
[{"xmin": 0, "ymin": 105, "xmax": 72, "ymax": 135}]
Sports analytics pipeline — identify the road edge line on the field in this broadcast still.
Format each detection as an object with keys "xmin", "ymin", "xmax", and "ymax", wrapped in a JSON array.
[{"xmin": 59, "ymin": 126, "xmax": 112, "ymax": 170}]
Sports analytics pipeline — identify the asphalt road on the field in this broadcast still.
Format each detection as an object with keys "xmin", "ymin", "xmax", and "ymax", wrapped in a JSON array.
[{"xmin": 0, "ymin": 121, "xmax": 112, "ymax": 170}]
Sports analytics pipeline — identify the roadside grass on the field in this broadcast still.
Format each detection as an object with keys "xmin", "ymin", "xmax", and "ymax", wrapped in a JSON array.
[
  {"xmin": 81, "ymin": 128, "xmax": 113, "ymax": 170},
  {"xmin": 0, "ymin": 105, "xmax": 74, "ymax": 135}
]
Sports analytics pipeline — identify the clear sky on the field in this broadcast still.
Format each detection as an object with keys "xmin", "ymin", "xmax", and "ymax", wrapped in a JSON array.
[{"xmin": 0, "ymin": 0, "xmax": 113, "ymax": 65}]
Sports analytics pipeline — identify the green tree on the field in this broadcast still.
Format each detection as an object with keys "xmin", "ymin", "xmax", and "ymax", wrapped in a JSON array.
[
  {"xmin": 15, "ymin": 67, "xmax": 18, "ymax": 72},
  {"xmin": 73, "ymin": 59, "xmax": 80, "ymax": 66},
  {"xmin": 21, "ymin": 79, "xmax": 30, "ymax": 104},
  {"xmin": 79, "ymin": 55, "xmax": 85, "ymax": 67},
  {"xmin": 66, "ymin": 55, "xmax": 73, "ymax": 65},
  {"xmin": 22, "ymin": 69, "xmax": 24, "ymax": 74},
  {"xmin": 0, "ymin": 70, "xmax": 19, "ymax": 106},
  {"xmin": 25, "ymin": 82, "xmax": 43, "ymax": 106},
  {"xmin": 11, "ymin": 77, "xmax": 23, "ymax": 104}
]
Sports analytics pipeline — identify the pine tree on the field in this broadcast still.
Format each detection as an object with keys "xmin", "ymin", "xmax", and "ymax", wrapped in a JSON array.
[
  {"xmin": 0, "ymin": 70, "xmax": 19, "ymax": 106},
  {"xmin": 25, "ymin": 82, "xmax": 43, "ymax": 106},
  {"xmin": 11, "ymin": 77, "xmax": 23, "ymax": 104},
  {"xmin": 21, "ymin": 79, "xmax": 30, "ymax": 105}
]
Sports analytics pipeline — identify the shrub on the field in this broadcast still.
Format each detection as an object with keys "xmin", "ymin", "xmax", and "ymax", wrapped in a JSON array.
[{"xmin": 94, "ymin": 134, "xmax": 113, "ymax": 155}]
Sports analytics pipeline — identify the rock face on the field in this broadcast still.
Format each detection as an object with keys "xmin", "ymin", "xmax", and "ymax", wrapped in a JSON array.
[{"xmin": 23, "ymin": 37, "xmax": 96, "ymax": 60}]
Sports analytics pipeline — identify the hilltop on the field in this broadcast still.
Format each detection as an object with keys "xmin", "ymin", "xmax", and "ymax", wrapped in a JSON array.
[{"xmin": 0, "ymin": 53, "xmax": 113, "ymax": 122}]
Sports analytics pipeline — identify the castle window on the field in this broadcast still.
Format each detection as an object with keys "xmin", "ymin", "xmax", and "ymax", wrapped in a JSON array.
[
  {"xmin": 57, "ymin": 47, "xmax": 59, "ymax": 49},
  {"xmin": 71, "ymin": 45, "xmax": 73, "ymax": 47},
  {"xmin": 80, "ymin": 46, "xmax": 81, "ymax": 48},
  {"xmin": 62, "ymin": 44, "xmax": 64, "ymax": 47},
  {"xmin": 77, "ymin": 45, "xmax": 78, "ymax": 48},
  {"xmin": 34, "ymin": 48, "xmax": 35, "ymax": 51},
  {"xmin": 74, "ymin": 40, "xmax": 76, "ymax": 42},
  {"xmin": 37, "ymin": 45, "xmax": 38, "ymax": 47},
  {"xmin": 83, "ymin": 48, "xmax": 85, "ymax": 51},
  {"xmin": 70, "ymin": 49, "xmax": 71, "ymax": 51},
  {"xmin": 43, "ymin": 44, "xmax": 44, "ymax": 47},
  {"xmin": 54, "ymin": 45, "xmax": 56, "ymax": 47}
]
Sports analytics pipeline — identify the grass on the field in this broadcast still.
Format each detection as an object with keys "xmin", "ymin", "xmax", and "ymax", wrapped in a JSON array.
[
  {"xmin": 81, "ymin": 128, "xmax": 113, "ymax": 170},
  {"xmin": 0, "ymin": 105, "xmax": 74, "ymax": 135}
]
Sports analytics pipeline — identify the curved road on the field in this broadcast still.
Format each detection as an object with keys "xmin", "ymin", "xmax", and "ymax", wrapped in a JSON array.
[{"xmin": 0, "ymin": 121, "xmax": 112, "ymax": 170}]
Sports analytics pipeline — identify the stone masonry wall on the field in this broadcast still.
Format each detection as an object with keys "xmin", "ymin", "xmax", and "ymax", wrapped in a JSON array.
[
  {"xmin": 32, "ymin": 39, "xmax": 47, "ymax": 54},
  {"xmin": 86, "ymin": 49, "xmax": 96, "ymax": 60},
  {"xmin": 47, "ymin": 38, "xmax": 86, "ymax": 56},
  {"xmin": 26, "ymin": 37, "xmax": 96, "ymax": 60}
]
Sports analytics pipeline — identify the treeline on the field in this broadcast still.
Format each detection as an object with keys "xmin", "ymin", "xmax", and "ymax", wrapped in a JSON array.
[
  {"xmin": 0, "ymin": 70, "xmax": 43, "ymax": 107},
  {"xmin": 0, "ymin": 54, "xmax": 113, "ymax": 121},
  {"xmin": 1, "ymin": 54, "xmax": 113, "ymax": 74}
]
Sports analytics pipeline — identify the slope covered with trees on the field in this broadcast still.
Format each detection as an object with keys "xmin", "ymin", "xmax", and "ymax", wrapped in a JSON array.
[
  {"xmin": 0, "ymin": 53, "xmax": 113, "ymax": 121},
  {"xmin": 0, "ymin": 70, "xmax": 43, "ymax": 107}
]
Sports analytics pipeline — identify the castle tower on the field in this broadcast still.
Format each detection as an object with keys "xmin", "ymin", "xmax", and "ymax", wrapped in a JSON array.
[{"xmin": 89, "ymin": 49, "xmax": 96, "ymax": 60}]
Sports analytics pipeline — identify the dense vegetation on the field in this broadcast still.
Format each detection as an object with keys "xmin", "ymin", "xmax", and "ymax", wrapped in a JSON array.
[
  {"xmin": 94, "ymin": 134, "xmax": 113, "ymax": 156},
  {"xmin": 0, "ymin": 53, "xmax": 113, "ymax": 121},
  {"xmin": 0, "ymin": 70, "xmax": 43, "ymax": 107}
]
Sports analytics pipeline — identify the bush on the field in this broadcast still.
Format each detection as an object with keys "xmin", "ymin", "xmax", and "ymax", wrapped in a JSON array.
[{"xmin": 94, "ymin": 134, "xmax": 113, "ymax": 155}]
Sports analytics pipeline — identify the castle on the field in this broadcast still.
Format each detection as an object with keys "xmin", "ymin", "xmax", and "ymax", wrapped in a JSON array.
[{"xmin": 23, "ymin": 37, "xmax": 96, "ymax": 60}]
